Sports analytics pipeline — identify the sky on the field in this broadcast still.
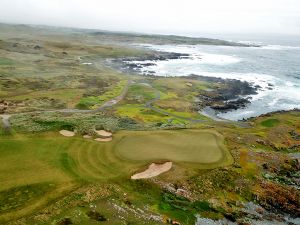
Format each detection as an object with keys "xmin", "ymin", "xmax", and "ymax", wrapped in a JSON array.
[{"xmin": 0, "ymin": 0, "xmax": 300, "ymax": 36}]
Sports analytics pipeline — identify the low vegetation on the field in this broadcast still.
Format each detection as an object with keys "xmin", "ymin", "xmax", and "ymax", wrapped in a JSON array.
[{"xmin": 0, "ymin": 24, "xmax": 299, "ymax": 225}]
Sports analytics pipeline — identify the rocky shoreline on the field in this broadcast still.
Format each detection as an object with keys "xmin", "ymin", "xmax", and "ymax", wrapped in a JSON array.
[
  {"xmin": 113, "ymin": 51, "xmax": 191, "ymax": 75},
  {"xmin": 112, "ymin": 52, "xmax": 261, "ymax": 117},
  {"xmin": 188, "ymin": 74, "xmax": 259, "ymax": 113}
]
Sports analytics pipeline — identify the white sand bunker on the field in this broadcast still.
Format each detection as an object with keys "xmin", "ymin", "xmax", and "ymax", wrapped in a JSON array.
[
  {"xmin": 131, "ymin": 162, "xmax": 172, "ymax": 180},
  {"xmin": 59, "ymin": 130, "xmax": 75, "ymax": 137},
  {"xmin": 95, "ymin": 130, "xmax": 112, "ymax": 137},
  {"xmin": 94, "ymin": 137, "xmax": 112, "ymax": 142},
  {"xmin": 83, "ymin": 135, "xmax": 92, "ymax": 139}
]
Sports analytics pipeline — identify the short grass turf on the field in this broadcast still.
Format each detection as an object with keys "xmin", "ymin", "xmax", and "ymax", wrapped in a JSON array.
[
  {"xmin": 114, "ymin": 130, "xmax": 231, "ymax": 165},
  {"xmin": 0, "ymin": 129, "xmax": 232, "ymax": 223}
]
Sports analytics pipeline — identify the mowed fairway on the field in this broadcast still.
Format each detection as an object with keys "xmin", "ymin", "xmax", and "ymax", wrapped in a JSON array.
[
  {"xmin": 0, "ymin": 129, "xmax": 231, "ymax": 223},
  {"xmin": 0, "ymin": 134, "xmax": 78, "ymax": 223},
  {"xmin": 114, "ymin": 130, "xmax": 229, "ymax": 164}
]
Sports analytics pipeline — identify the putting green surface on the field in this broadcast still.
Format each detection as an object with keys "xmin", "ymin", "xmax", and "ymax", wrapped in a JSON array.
[{"xmin": 114, "ymin": 130, "xmax": 226, "ymax": 163}]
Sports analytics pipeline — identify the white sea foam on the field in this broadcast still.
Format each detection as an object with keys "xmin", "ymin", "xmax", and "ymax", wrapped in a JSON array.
[
  {"xmin": 237, "ymin": 40, "xmax": 262, "ymax": 46},
  {"xmin": 196, "ymin": 52, "xmax": 240, "ymax": 65},
  {"xmin": 258, "ymin": 45, "xmax": 300, "ymax": 50},
  {"xmin": 139, "ymin": 44, "xmax": 241, "ymax": 65},
  {"xmin": 131, "ymin": 44, "xmax": 300, "ymax": 120},
  {"xmin": 138, "ymin": 59, "xmax": 275, "ymax": 90}
]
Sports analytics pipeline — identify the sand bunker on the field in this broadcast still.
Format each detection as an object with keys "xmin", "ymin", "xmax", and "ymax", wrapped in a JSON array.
[
  {"xmin": 131, "ymin": 162, "xmax": 172, "ymax": 179},
  {"xmin": 94, "ymin": 137, "xmax": 112, "ymax": 142},
  {"xmin": 83, "ymin": 135, "xmax": 92, "ymax": 139},
  {"xmin": 95, "ymin": 130, "xmax": 112, "ymax": 137},
  {"xmin": 59, "ymin": 130, "xmax": 75, "ymax": 137},
  {"xmin": 185, "ymin": 82, "xmax": 193, "ymax": 87}
]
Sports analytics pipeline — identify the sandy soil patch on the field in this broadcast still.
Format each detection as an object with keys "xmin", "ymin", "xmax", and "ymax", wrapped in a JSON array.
[
  {"xmin": 59, "ymin": 130, "xmax": 75, "ymax": 137},
  {"xmin": 83, "ymin": 135, "xmax": 92, "ymax": 139},
  {"xmin": 131, "ymin": 162, "xmax": 172, "ymax": 179},
  {"xmin": 94, "ymin": 137, "xmax": 112, "ymax": 142},
  {"xmin": 95, "ymin": 130, "xmax": 112, "ymax": 137},
  {"xmin": 186, "ymin": 82, "xmax": 193, "ymax": 87}
]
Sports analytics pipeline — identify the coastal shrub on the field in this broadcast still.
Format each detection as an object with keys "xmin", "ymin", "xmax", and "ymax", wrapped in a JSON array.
[
  {"xmin": 76, "ymin": 80, "xmax": 127, "ymax": 109},
  {"xmin": 126, "ymin": 84, "xmax": 157, "ymax": 103},
  {"xmin": 33, "ymin": 118, "xmax": 76, "ymax": 132},
  {"xmin": 60, "ymin": 124, "xmax": 75, "ymax": 131},
  {"xmin": 76, "ymin": 97, "xmax": 98, "ymax": 109},
  {"xmin": 192, "ymin": 201, "xmax": 212, "ymax": 212},
  {"xmin": 57, "ymin": 218, "xmax": 73, "ymax": 225},
  {"xmin": 117, "ymin": 117, "xmax": 141, "ymax": 129},
  {"xmin": 86, "ymin": 210, "xmax": 107, "ymax": 221},
  {"xmin": 159, "ymin": 192, "xmax": 214, "ymax": 224},
  {"xmin": 75, "ymin": 102, "xmax": 89, "ymax": 110},
  {"xmin": 10, "ymin": 111, "xmax": 144, "ymax": 133},
  {"xmin": 95, "ymin": 124, "xmax": 104, "ymax": 130}
]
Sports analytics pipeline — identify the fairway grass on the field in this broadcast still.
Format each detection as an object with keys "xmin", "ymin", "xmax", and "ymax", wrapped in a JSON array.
[{"xmin": 0, "ymin": 129, "xmax": 232, "ymax": 223}]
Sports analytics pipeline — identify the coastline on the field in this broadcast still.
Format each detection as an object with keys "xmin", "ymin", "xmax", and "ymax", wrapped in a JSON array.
[
  {"xmin": 111, "ymin": 43, "xmax": 300, "ymax": 121},
  {"xmin": 111, "ymin": 51, "xmax": 262, "ymax": 121}
]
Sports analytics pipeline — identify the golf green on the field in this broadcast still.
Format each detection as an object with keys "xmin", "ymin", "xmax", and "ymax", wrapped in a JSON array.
[{"xmin": 114, "ymin": 130, "xmax": 227, "ymax": 163}]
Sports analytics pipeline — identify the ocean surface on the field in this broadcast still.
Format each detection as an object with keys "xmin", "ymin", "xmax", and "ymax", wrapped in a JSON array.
[{"xmin": 132, "ymin": 35, "xmax": 300, "ymax": 120}]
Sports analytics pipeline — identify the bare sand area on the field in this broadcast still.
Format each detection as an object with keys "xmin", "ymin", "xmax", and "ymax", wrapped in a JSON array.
[
  {"xmin": 59, "ymin": 130, "xmax": 75, "ymax": 137},
  {"xmin": 131, "ymin": 162, "xmax": 172, "ymax": 179},
  {"xmin": 94, "ymin": 137, "xmax": 113, "ymax": 142},
  {"xmin": 95, "ymin": 130, "xmax": 112, "ymax": 137}
]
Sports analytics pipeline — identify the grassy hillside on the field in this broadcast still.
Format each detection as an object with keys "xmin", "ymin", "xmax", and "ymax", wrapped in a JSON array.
[
  {"xmin": 0, "ymin": 24, "xmax": 299, "ymax": 225},
  {"xmin": 0, "ymin": 23, "xmax": 251, "ymax": 46}
]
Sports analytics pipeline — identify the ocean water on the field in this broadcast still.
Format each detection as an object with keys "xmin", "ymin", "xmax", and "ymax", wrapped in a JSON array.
[{"xmin": 132, "ymin": 37, "xmax": 300, "ymax": 120}]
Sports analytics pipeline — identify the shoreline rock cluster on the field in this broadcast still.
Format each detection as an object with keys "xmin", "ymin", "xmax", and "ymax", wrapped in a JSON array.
[
  {"xmin": 113, "ymin": 52, "xmax": 190, "ymax": 75},
  {"xmin": 190, "ymin": 74, "xmax": 259, "ymax": 113},
  {"xmin": 112, "ymin": 52, "xmax": 260, "ymax": 114}
]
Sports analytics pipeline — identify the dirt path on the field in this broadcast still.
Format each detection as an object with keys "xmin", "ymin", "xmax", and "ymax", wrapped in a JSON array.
[{"xmin": 94, "ymin": 80, "xmax": 131, "ymax": 112}]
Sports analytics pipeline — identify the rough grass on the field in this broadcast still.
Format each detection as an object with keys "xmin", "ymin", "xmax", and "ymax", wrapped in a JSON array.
[
  {"xmin": 154, "ymin": 99, "xmax": 192, "ymax": 112},
  {"xmin": 153, "ymin": 78, "xmax": 209, "ymax": 93},
  {"xmin": 116, "ymin": 104, "xmax": 171, "ymax": 123},
  {"xmin": 76, "ymin": 80, "xmax": 127, "ymax": 109},
  {"xmin": 0, "ymin": 183, "xmax": 54, "ymax": 214},
  {"xmin": 162, "ymin": 108, "xmax": 210, "ymax": 121},
  {"xmin": 0, "ymin": 57, "xmax": 15, "ymax": 66},
  {"xmin": 115, "ymin": 104, "xmax": 207, "ymax": 125},
  {"xmin": 7, "ymin": 89, "xmax": 85, "ymax": 108},
  {"xmin": 261, "ymin": 118, "xmax": 280, "ymax": 127},
  {"xmin": 126, "ymin": 83, "xmax": 157, "ymax": 103}
]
